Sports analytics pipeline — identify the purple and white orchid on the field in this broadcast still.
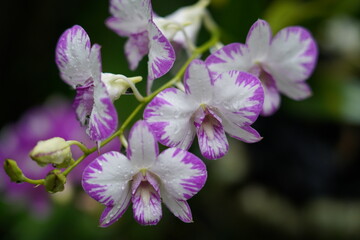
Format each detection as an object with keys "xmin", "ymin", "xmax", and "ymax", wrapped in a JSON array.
[
  {"xmin": 55, "ymin": 25, "xmax": 118, "ymax": 141},
  {"xmin": 205, "ymin": 19, "xmax": 318, "ymax": 116},
  {"xmin": 82, "ymin": 120, "xmax": 207, "ymax": 226},
  {"xmin": 106, "ymin": 0, "xmax": 175, "ymax": 93},
  {"xmin": 144, "ymin": 59, "xmax": 264, "ymax": 160}
]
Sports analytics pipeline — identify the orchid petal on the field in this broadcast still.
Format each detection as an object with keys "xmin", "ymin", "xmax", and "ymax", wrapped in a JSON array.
[
  {"xmin": 72, "ymin": 85, "xmax": 94, "ymax": 126},
  {"xmin": 55, "ymin": 25, "xmax": 93, "ymax": 87},
  {"xmin": 132, "ymin": 175, "xmax": 162, "ymax": 225},
  {"xmin": 87, "ymin": 45, "xmax": 118, "ymax": 141},
  {"xmin": 205, "ymin": 43, "xmax": 251, "ymax": 80},
  {"xmin": 151, "ymin": 148, "xmax": 207, "ymax": 201},
  {"xmin": 124, "ymin": 32, "xmax": 149, "ymax": 70},
  {"xmin": 82, "ymin": 151, "xmax": 135, "ymax": 227},
  {"xmin": 246, "ymin": 19, "xmax": 272, "ymax": 61},
  {"xmin": 267, "ymin": 27, "xmax": 317, "ymax": 99},
  {"xmin": 259, "ymin": 70, "xmax": 281, "ymax": 116},
  {"xmin": 194, "ymin": 107, "xmax": 229, "ymax": 159},
  {"xmin": 183, "ymin": 59, "xmax": 214, "ymax": 104},
  {"xmin": 144, "ymin": 88, "xmax": 197, "ymax": 150},
  {"xmin": 212, "ymin": 71, "xmax": 263, "ymax": 143},
  {"xmin": 127, "ymin": 120, "xmax": 158, "ymax": 169},
  {"xmin": 162, "ymin": 191, "xmax": 193, "ymax": 223},
  {"xmin": 106, "ymin": 0, "xmax": 151, "ymax": 37},
  {"xmin": 147, "ymin": 21, "xmax": 176, "ymax": 91}
]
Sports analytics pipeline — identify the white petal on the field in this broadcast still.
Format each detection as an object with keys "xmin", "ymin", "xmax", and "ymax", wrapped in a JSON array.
[
  {"xmin": 246, "ymin": 19, "xmax": 272, "ymax": 61},
  {"xmin": 162, "ymin": 190, "xmax": 193, "ymax": 223},
  {"xmin": 147, "ymin": 21, "xmax": 176, "ymax": 92},
  {"xmin": 183, "ymin": 59, "xmax": 214, "ymax": 104},
  {"xmin": 212, "ymin": 71, "xmax": 264, "ymax": 143},
  {"xmin": 106, "ymin": 0, "xmax": 151, "ymax": 36},
  {"xmin": 266, "ymin": 26, "xmax": 317, "ymax": 99},
  {"xmin": 82, "ymin": 151, "xmax": 135, "ymax": 226},
  {"xmin": 150, "ymin": 148, "xmax": 207, "ymax": 201},
  {"xmin": 55, "ymin": 25, "xmax": 93, "ymax": 87},
  {"xmin": 144, "ymin": 88, "xmax": 197, "ymax": 150},
  {"xmin": 87, "ymin": 45, "xmax": 118, "ymax": 141},
  {"xmin": 127, "ymin": 120, "xmax": 158, "ymax": 169},
  {"xmin": 205, "ymin": 43, "xmax": 252, "ymax": 80}
]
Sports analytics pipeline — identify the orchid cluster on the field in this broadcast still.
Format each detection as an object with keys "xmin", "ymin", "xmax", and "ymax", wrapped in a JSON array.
[{"xmin": 3, "ymin": 0, "xmax": 318, "ymax": 227}]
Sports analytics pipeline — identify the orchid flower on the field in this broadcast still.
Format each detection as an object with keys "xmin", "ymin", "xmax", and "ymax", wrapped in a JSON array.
[
  {"xmin": 205, "ymin": 19, "xmax": 318, "ymax": 116},
  {"xmin": 144, "ymin": 59, "xmax": 264, "ymax": 160},
  {"xmin": 55, "ymin": 25, "xmax": 118, "ymax": 141},
  {"xmin": 82, "ymin": 120, "xmax": 207, "ymax": 226},
  {"xmin": 106, "ymin": 0, "xmax": 175, "ymax": 93}
]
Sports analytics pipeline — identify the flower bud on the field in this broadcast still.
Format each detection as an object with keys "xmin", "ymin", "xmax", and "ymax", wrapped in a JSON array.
[
  {"xmin": 44, "ymin": 169, "xmax": 66, "ymax": 193},
  {"xmin": 4, "ymin": 159, "xmax": 25, "ymax": 183},
  {"xmin": 30, "ymin": 137, "xmax": 72, "ymax": 168},
  {"xmin": 101, "ymin": 73, "xmax": 142, "ymax": 101}
]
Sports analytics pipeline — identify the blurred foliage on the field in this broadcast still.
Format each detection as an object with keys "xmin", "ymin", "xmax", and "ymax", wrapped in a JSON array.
[{"xmin": 1, "ymin": 0, "xmax": 360, "ymax": 239}]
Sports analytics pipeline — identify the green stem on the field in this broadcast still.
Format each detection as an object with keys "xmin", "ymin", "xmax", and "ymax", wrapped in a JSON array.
[{"xmin": 23, "ymin": 177, "xmax": 45, "ymax": 185}]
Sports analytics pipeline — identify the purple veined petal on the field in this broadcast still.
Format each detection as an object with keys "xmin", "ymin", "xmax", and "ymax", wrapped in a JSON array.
[
  {"xmin": 194, "ymin": 107, "xmax": 229, "ymax": 160},
  {"xmin": 212, "ymin": 71, "xmax": 264, "ymax": 143},
  {"xmin": 72, "ymin": 84, "xmax": 94, "ymax": 126},
  {"xmin": 205, "ymin": 43, "xmax": 252, "ymax": 80},
  {"xmin": 183, "ymin": 59, "xmax": 214, "ymax": 104},
  {"xmin": 266, "ymin": 26, "xmax": 317, "ymax": 100},
  {"xmin": 212, "ymin": 71, "xmax": 264, "ymax": 123},
  {"xmin": 106, "ymin": 0, "xmax": 151, "ymax": 37},
  {"xmin": 127, "ymin": 120, "xmax": 158, "ymax": 169},
  {"xmin": 124, "ymin": 32, "xmax": 150, "ymax": 70},
  {"xmin": 55, "ymin": 25, "xmax": 93, "ymax": 87},
  {"xmin": 161, "ymin": 190, "xmax": 193, "ymax": 223},
  {"xmin": 258, "ymin": 70, "xmax": 281, "ymax": 116},
  {"xmin": 87, "ymin": 44, "xmax": 118, "ymax": 141},
  {"xmin": 246, "ymin": 19, "xmax": 272, "ymax": 61},
  {"xmin": 144, "ymin": 88, "xmax": 197, "ymax": 150},
  {"xmin": 147, "ymin": 21, "xmax": 176, "ymax": 93},
  {"xmin": 132, "ymin": 176, "xmax": 162, "ymax": 225},
  {"xmin": 150, "ymin": 148, "xmax": 207, "ymax": 201},
  {"xmin": 82, "ymin": 151, "xmax": 135, "ymax": 227},
  {"xmin": 131, "ymin": 171, "xmax": 160, "ymax": 195}
]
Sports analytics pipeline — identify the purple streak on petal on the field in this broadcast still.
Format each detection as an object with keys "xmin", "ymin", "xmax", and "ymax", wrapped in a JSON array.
[
  {"xmin": 194, "ymin": 107, "xmax": 229, "ymax": 160},
  {"xmin": 132, "ymin": 181, "xmax": 162, "ymax": 225},
  {"xmin": 125, "ymin": 31, "xmax": 150, "ymax": 70},
  {"xmin": 205, "ymin": 43, "xmax": 251, "ymax": 81},
  {"xmin": 88, "ymin": 97, "xmax": 118, "ymax": 141},
  {"xmin": 147, "ymin": 21, "xmax": 175, "ymax": 92},
  {"xmin": 233, "ymin": 71, "xmax": 265, "ymax": 122},
  {"xmin": 73, "ymin": 83, "xmax": 94, "ymax": 126}
]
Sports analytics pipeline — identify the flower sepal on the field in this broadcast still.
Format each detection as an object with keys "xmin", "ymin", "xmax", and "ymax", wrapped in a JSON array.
[{"xmin": 44, "ymin": 169, "xmax": 67, "ymax": 193}]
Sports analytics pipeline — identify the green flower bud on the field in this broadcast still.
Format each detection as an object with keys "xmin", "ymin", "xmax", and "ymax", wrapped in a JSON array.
[
  {"xmin": 30, "ymin": 137, "xmax": 72, "ymax": 168},
  {"xmin": 3, "ymin": 159, "xmax": 25, "ymax": 183},
  {"xmin": 44, "ymin": 169, "xmax": 66, "ymax": 193}
]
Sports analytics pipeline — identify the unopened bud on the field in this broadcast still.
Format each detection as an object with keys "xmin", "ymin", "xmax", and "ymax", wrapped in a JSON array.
[
  {"xmin": 44, "ymin": 169, "xmax": 66, "ymax": 193},
  {"xmin": 30, "ymin": 137, "xmax": 72, "ymax": 168},
  {"xmin": 4, "ymin": 159, "xmax": 25, "ymax": 183}
]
